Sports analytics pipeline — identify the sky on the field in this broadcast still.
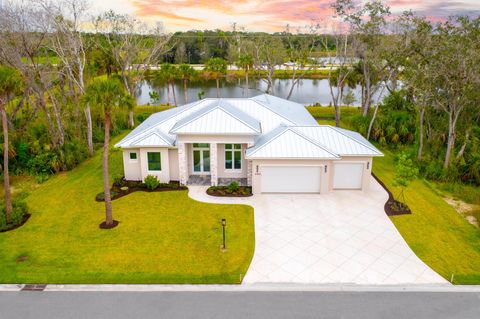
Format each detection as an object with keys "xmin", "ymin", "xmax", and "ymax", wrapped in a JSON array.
[{"xmin": 57, "ymin": 0, "xmax": 480, "ymax": 32}]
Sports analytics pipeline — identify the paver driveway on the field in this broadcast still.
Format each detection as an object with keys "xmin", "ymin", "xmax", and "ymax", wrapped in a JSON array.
[{"xmin": 188, "ymin": 178, "xmax": 447, "ymax": 285}]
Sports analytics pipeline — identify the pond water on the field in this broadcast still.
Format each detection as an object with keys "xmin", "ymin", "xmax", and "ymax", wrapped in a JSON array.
[{"xmin": 136, "ymin": 78, "xmax": 387, "ymax": 106}]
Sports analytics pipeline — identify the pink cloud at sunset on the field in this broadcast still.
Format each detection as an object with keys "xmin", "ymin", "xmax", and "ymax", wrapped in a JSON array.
[{"xmin": 90, "ymin": 0, "xmax": 480, "ymax": 32}]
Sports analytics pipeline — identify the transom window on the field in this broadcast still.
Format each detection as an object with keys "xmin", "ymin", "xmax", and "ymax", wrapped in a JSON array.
[
  {"xmin": 225, "ymin": 144, "xmax": 242, "ymax": 170},
  {"xmin": 147, "ymin": 152, "xmax": 161, "ymax": 171}
]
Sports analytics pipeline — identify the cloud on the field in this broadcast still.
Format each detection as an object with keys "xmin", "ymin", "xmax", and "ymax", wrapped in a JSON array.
[{"xmin": 129, "ymin": 0, "xmax": 480, "ymax": 31}]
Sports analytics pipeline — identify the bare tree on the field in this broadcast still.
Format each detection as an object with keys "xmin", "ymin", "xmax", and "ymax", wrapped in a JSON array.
[
  {"xmin": 94, "ymin": 11, "xmax": 171, "ymax": 127},
  {"xmin": 41, "ymin": 0, "xmax": 94, "ymax": 156},
  {"xmin": 0, "ymin": 0, "xmax": 65, "ymax": 149}
]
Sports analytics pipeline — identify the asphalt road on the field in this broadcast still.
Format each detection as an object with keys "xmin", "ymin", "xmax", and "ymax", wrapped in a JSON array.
[{"xmin": 0, "ymin": 291, "xmax": 479, "ymax": 319}]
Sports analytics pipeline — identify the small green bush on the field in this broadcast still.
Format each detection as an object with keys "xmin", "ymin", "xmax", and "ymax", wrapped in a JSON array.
[
  {"xmin": 0, "ymin": 200, "xmax": 28, "ymax": 231},
  {"xmin": 113, "ymin": 175, "xmax": 126, "ymax": 187},
  {"xmin": 95, "ymin": 191, "xmax": 120, "ymax": 201},
  {"xmin": 227, "ymin": 181, "xmax": 239, "ymax": 193},
  {"xmin": 144, "ymin": 175, "xmax": 160, "ymax": 190}
]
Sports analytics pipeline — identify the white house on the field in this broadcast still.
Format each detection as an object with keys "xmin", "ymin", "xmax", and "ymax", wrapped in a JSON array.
[{"xmin": 115, "ymin": 94, "xmax": 383, "ymax": 194}]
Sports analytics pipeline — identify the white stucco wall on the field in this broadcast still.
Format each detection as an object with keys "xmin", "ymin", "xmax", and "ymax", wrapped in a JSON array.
[
  {"xmin": 138, "ymin": 148, "xmax": 171, "ymax": 183},
  {"xmin": 122, "ymin": 149, "xmax": 141, "ymax": 181},
  {"xmin": 217, "ymin": 143, "xmax": 248, "ymax": 178},
  {"xmin": 168, "ymin": 149, "xmax": 180, "ymax": 181}
]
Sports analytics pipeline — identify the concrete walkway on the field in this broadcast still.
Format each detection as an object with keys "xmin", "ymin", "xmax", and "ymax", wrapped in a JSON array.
[{"xmin": 188, "ymin": 177, "xmax": 448, "ymax": 285}]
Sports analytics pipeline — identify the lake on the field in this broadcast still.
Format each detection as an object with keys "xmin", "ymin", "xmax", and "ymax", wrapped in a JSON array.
[{"xmin": 136, "ymin": 78, "xmax": 387, "ymax": 106}]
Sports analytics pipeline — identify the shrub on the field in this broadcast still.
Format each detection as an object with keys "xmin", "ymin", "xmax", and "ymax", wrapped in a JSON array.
[
  {"xmin": 0, "ymin": 200, "xmax": 28, "ymax": 231},
  {"xmin": 113, "ymin": 175, "xmax": 126, "ymax": 187},
  {"xmin": 95, "ymin": 191, "xmax": 120, "ymax": 201},
  {"xmin": 227, "ymin": 181, "xmax": 239, "ymax": 193},
  {"xmin": 27, "ymin": 152, "xmax": 58, "ymax": 176},
  {"xmin": 144, "ymin": 175, "xmax": 160, "ymax": 190}
]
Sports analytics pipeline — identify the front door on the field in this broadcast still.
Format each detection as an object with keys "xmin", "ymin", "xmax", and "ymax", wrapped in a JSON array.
[{"xmin": 192, "ymin": 143, "xmax": 210, "ymax": 174}]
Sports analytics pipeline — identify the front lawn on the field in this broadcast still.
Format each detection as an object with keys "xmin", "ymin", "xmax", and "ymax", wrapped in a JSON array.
[
  {"xmin": 374, "ymin": 149, "xmax": 480, "ymax": 284},
  {"xmin": 0, "ymin": 136, "xmax": 255, "ymax": 284}
]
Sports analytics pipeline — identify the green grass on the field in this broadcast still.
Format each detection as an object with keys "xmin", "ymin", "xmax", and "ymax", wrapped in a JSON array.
[
  {"xmin": 0, "ymin": 135, "xmax": 255, "ymax": 284},
  {"xmin": 374, "ymin": 150, "xmax": 480, "ymax": 284},
  {"xmin": 308, "ymin": 107, "xmax": 480, "ymax": 284}
]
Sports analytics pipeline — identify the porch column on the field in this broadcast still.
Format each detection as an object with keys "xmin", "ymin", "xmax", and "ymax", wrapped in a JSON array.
[
  {"xmin": 210, "ymin": 143, "xmax": 218, "ymax": 186},
  {"xmin": 178, "ymin": 142, "xmax": 188, "ymax": 185},
  {"xmin": 246, "ymin": 143, "xmax": 253, "ymax": 186}
]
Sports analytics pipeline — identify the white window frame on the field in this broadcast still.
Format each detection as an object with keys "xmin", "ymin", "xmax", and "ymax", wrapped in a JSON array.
[
  {"xmin": 147, "ymin": 151, "xmax": 162, "ymax": 172},
  {"xmin": 225, "ymin": 144, "xmax": 242, "ymax": 171},
  {"xmin": 129, "ymin": 152, "xmax": 138, "ymax": 163},
  {"xmin": 191, "ymin": 143, "xmax": 211, "ymax": 175}
]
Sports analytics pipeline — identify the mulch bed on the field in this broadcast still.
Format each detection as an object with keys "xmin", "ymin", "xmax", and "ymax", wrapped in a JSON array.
[
  {"xmin": 95, "ymin": 180, "xmax": 187, "ymax": 202},
  {"xmin": 372, "ymin": 173, "xmax": 411, "ymax": 216},
  {"xmin": 206, "ymin": 186, "xmax": 253, "ymax": 197},
  {"xmin": 0, "ymin": 213, "xmax": 31, "ymax": 233},
  {"xmin": 99, "ymin": 220, "xmax": 119, "ymax": 229}
]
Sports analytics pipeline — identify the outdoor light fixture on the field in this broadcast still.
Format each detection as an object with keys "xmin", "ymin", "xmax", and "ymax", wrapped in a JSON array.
[
  {"xmin": 221, "ymin": 218, "xmax": 227, "ymax": 251},
  {"xmin": 324, "ymin": 165, "xmax": 327, "ymax": 173},
  {"xmin": 367, "ymin": 162, "xmax": 370, "ymax": 170}
]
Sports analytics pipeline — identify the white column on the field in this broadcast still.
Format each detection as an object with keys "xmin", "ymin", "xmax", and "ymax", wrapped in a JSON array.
[
  {"xmin": 178, "ymin": 142, "xmax": 188, "ymax": 185},
  {"xmin": 210, "ymin": 143, "xmax": 218, "ymax": 186},
  {"xmin": 246, "ymin": 143, "xmax": 253, "ymax": 186}
]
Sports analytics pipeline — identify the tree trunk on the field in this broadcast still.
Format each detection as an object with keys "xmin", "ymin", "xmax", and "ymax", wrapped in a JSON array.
[
  {"xmin": 456, "ymin": 129, "xmax": 470, "ymax": 160},
  {"xmin": 245, "ymin": 66, "xmax": 249, "ymax": 97},
  {"xmin": 367, "ymin": 102, "xmax": 380, "ymax": 140},
  {"xmin": 103, "ymin": 112, "xmax": 113, "ymax": 226},
  {"xmin": 183, "ymin": 79, "xmax": 188, "ymax": 104},
  {"xmin": 84, "ymin": 104, "xmax": 94, "ymax": 157},
  {"xmin": 171, "ymin": 82, "xmax": 177, "ymax": 106},
  {"xmin": 444, "ymin": 112, "xmax": 456, "ymax": 169},
  {"xmin": 1, "ymin": 105, "xmax": 12, "ymax": 224},
  {"xmin": 417, "ymin": 105, "xmax": 425, "ymax": 161},
  {"xmin": 166, "ymin": 81, "xmax": 171, "ymax": 105},
  {"xmin": 216, "ymin": 78, "xmax": 220, "ymax": 98},
  {"xmin": 128, "ymin": 110, "xmax": 134, "ymax": 128}
]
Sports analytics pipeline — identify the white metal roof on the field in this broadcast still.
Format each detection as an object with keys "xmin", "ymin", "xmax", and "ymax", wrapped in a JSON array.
[
  {"xmin": 115, "ymin": 94, "xmax": 382, "ymax": 159},
  {"xmin": 246, "ymin": 125, "xmax": 383, "ymax": 159},
  {"xmin": 246, "ymin": 126, "xmax": 340, "ymax": 159},
  {"xmin": 294, "ymin": 126, "xmax": 383, "ymax": 156},
  {"xmin": 170, "ymin": 101, "xmax": 261, "ymax": 135}
]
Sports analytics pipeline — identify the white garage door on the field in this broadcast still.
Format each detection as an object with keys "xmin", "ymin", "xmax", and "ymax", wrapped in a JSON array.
[
  {"xmin": 333, "ymin": 163, "xmax": 364, "ymax": 189},
  {"xmin": 261, "ymin": 166, "xmax": 321, "ymax": 193}
]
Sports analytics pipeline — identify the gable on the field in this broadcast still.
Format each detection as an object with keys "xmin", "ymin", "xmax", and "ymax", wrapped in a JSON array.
[
  {"xmin": 170, "ymin": 107, "xmax": 260, "ymax": 135},
  {"xmin": 246, "ymin": 128, "xmax": 339, "ymax": 159}
]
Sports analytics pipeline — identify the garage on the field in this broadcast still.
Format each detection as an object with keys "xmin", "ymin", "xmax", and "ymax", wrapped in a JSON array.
[
  {"xmin": 261, "ymin": 166, "xmax": 322, "ymax": 193},
  {"xmin": 333, "ymin": 163, "xmax": 364, "ymax": 189}
]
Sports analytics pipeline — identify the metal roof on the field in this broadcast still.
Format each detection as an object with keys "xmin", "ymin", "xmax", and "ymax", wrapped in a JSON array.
[
  {"xmin": 246, "ymin": 125, "xmax": 383, "ymax": 159},
  {"xmin": 246, "ymin": 125, "xmax": 340, "ymax": 159},
  {"xmin": 294, "ymin": 126, "xmax": 383, "ymax": 156},
  {"xmin": 170, "ymin": 101, "xmax": 261, "ymax": 135},
  {"xmin": 115, "ymin": 95, "xmax": 381, "ymax": 159}
]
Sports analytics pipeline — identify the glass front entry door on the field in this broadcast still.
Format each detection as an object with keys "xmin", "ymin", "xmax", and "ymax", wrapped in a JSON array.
[{"xmin": 192, "ymin": 144, "xmax": 210, "ymax": 173}]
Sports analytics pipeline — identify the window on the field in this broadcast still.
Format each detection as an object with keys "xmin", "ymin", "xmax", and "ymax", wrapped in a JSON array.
[
  {"xmin": 129, "ymin": 152, "xmax": 137, "ymax": 160},
  {"xmin": 147, "ymin": 152, "xmax": 161, "ymax": 171},
  {"xmin": 225, "ymin": 144, "xmax": 242, "ymax": 170}
]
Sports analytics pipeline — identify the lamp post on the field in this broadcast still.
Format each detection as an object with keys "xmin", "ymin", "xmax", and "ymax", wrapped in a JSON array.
[{"xmin": 221, "ymin": 218, "xmax": 226, "ymax": 251}]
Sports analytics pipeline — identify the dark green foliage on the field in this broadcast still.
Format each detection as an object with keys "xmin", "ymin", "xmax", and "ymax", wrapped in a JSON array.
[
  {"xmin": 0, "ymin": 200, "xmax": 28, "ymax": 231},
  {"xmin": 144, "ymin": 175, "xmax": 160, "ymax": 190},
  {"xmin": 227, "ymin": 181, "xmax": 239, "ymax": 193},
  {"xmin": 26, "ymin": 152, "xmax": 58, "ymax": 176}
]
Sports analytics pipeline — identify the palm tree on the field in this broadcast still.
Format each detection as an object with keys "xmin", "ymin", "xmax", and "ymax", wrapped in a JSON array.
[
  {"xmin": 236, "ymin": 54, "xmax": 253, "ymax": 97},
  {"xmin": 84, "ymin": 78, "xmax": 129, "ymax": 229},
  {"xmin": 204, "ymin": 57, "xmax": 227, "ymax": 98},
  {"xmin": 177, "ymin": 64, "xmax": 197, "ymax": 104},
  {"xmin": 0, "ymin": 66, "xmax": 22, "ymax": 224},
  {"xmin": 158, "ymin": 64, "xmax": 178, "ymax": 106}
]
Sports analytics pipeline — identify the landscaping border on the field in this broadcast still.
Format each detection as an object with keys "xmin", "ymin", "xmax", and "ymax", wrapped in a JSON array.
[
  {"xmin": 0, "ymin": 213, "xmax": 31, "ymax": 233},
  {"xmin": 372, "ymin": 173, "xmax": 411, "ymax": 216},
  {"xmin": 206, "ymin": 186, "xmax": 253, "ymax": 197},
  {"xmin": 96, "ymin": 181, "xmax": 187, "ymax": 202}
]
